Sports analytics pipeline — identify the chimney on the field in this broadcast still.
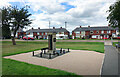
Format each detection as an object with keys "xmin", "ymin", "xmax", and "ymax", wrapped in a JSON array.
[
  {"xmin": 88, "ymin": 26, "xmax": 90, "ymax": 28},
  {"xmin": 60, "ymin": 27, "xmax": 62, "ymax": 29},
  {"xmin": 53, "ymin": 27, "xmax": 55, "ymax": 29},
  {"xmin": 38, "ymin": 27, "xmax": 40, "ymax": 29},
  {"xmin": 80, "ymin": 26, "xmax": 82, "ymax": 28},
  {"xmin": 32, "ymin": 27, "xmax": 34, "ymax": 29}
]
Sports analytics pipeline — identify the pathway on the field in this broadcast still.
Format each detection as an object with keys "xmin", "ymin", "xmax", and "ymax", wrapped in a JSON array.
[
  {"xmin": 1, "ymin": 39, "xmax": 118, "ymax": 42},
  {"xmin": 4, "ymin": 49, "xmax": 104, "ymax": 75},
  {"xmin": 101, "ymin": 41, "xmax": 119, "ymax": 76}
]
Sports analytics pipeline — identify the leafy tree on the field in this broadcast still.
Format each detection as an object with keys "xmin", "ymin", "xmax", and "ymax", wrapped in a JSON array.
[
  {"xmin": 0, "ymin": 10, "xmax": 2, "ymax": 38},
  {"xmin": 9, "ymin": 6, "xmax": 32, "ymax": 45},
  {"xmin": 1, "ymin": 6, "xmax": 32, "ymax": 45},
  {"xmin": 107, "ymin": 1, "xmax": 120, "ymax": 32},
  {"xmin": 1, "ymin": 7, "xmax": 11, "ymax": 39}
]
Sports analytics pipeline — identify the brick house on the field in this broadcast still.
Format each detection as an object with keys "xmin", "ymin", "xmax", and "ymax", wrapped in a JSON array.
[
  {"xmin": 16, "ymin": 28, "xmax": 26, "ymax": 39},
  {"xmin": 72, "ymin": 25, "xmax": 119, "ymax": 39},
  {"xmin": 21, "ymin": 27, "xmax": 70, "ymax": 39}
]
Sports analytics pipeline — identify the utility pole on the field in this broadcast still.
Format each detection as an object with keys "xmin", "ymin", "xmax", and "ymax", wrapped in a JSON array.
[{"xmin": 65, "ymin": 21, "xmax": 67, "ymax": 29}]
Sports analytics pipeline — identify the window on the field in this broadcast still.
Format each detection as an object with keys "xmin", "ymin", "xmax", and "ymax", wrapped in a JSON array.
[
  {"xmin": 101, "ymin": 31, "xmax": 104, "ymax": 34},
  {"xmin": 61, "ymin": 32, "xmax": 64, "ymax": 34},
  {"xmin": 96, "ymin": 31, "xmax": 99, "ymax": 34},
  {"xmin": 75, "ymin": 32, "xmax": 80, "ymax": 34},
  {"xmin": 37, "ymin": 32, "xmax": 39, "ymax": 35},
  {"xmin": 107, "ymin": 30, "xmax": 111, "ymax": 33},
  {"xmin": 90, "ymin": 31, "xmax": 93, "ymax": 34},
  {"xmin": 30, "ymin": 32, "xmax": 33, "ymax": 35},
  {"xmin": 45, "ymin": 32, "xmax": 47, "ymax": 35},
  {"xmin": 116, "ymin": 30, "xmax": 119, "ymax": 35},
  {"xmin": 76, "ymin": 35, "xmax": 80, "ymax": 38},
  {"xmin": 41, "ymin": 33, "xmax": 43, "ymax": 35},
  {"xmin": 81, "ymin": 31, "xmax": 85, "ymax": 34}
]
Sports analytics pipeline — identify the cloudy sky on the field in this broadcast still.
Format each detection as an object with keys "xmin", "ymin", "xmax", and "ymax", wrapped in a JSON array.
[{"xmin": 0, "ymin": 0, "xmax": 117, "ymax": 32}]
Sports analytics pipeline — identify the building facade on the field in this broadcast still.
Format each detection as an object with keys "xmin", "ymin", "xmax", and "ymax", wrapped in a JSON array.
[
  {"xmin": 17, "ymin": 27, "xmax": 70, "ymax": 39},
  {"xmin": 72, "ymin": 25, "xmax": 119, "ymax": 39},
  {"xmin": 16, "ymin": 27, "xmax": 26, "ymax": 39}
]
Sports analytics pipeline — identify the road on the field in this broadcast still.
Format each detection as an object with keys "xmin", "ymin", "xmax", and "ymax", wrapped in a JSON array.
[{"xmin": 1, "ymin": 39, "xmax": 119, "ymax": 42}]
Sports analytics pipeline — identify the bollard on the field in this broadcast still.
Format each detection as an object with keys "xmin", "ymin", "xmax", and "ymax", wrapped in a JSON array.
[
  {"xmin": 60, "ymin": 49, "xmax": 62, "ymax": 53},
  {"xmin": 60, "ymin": 48, "xmax": 62, "ymax": 53},
  {"xmin": 40, "ymin": 52, "xmax": 42, "ymax": 57},
  {"xmin": 53, "ymin": 51, "xmax": 55, "ymax": 55},
  {"xmin": 49, "ymin": 53, "xmax": 51, "ymax": 59},
  {"xmin": 32, "ymin": 51, "xmax": 34, "ymax": 56},
  {"xmin": 44, "ymin": 50, "xmax": 46, "ymax": 54},
  {"xmin": 63, "ymin": 50, "xmax": 65, "ymax": 54},
  {"xmin": 68, "ymin": 48, "xmax": 69, "ymax": 52}
]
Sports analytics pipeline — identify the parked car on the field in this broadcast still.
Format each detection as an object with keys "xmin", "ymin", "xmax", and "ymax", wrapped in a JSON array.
[
  {"xmin": 116, "ymin": 37, "xmax": 120, "ymax": 39},
  {"xmin": 102, "ymin": 37, "xmax": 109, "ymax": 39},
  {"xmin": 23, "ymin": 35, "xmax": 35, "ymax": 40}
]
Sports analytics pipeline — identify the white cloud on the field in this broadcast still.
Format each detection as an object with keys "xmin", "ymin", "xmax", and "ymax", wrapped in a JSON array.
[
  {"xmin": 0, "ymin": 0, "xmax": 117, "ymax": 32},
  {"xmin": 26, "ymin": 0, "xmax": 65, "ymax": 14},
  {"xmin": 0, "ymin": 1, "xmax": 11, "ymax": 8}
]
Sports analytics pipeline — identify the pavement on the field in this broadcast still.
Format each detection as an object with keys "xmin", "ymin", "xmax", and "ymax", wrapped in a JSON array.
[
  {"xmin": 4, "ymin": 49, "xmax": 104, "ymax": 75},
  {"xmin": 1, "ymin": 39, "xmax": 118, "ymax": 42},
  {"xmin": 101, "ymin": 41, "xmax": 120, "ymax": 76}
]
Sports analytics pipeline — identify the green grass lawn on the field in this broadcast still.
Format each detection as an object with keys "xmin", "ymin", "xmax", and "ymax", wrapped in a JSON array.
[
  {"xmin": 2, "ymin": 41, "xmax": 104, "ymax": 57},
  {"xmin": 113, "ymin": 42, "xmax": 118, "ymax": 47},
  {"xmin": 2, "ymin": 41, "xmax": 48, "ymax": 56},
  {"xmin": 2, "ymin": 41, "xmax": 104, "ymax": 75},
  {"xmin": 2, "ymin": 58, "xmax": 78, "ymax": 75},
  {"xmin": 56, "ymin": 42, "xmax": 104, "ymax": 53}
]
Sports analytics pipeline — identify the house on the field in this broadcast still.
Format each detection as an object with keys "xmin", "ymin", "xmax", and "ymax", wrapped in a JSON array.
[
  {"xmin": 72, "ymin": 25, "xmax": 119, "ymax": 39},
  {"xmin": 16, "ymin": 28, "xmax": 26, "ymax": 39},
  {"xmin": 17, "ymin": 27, "xmax": 70, "ymax": 39}
]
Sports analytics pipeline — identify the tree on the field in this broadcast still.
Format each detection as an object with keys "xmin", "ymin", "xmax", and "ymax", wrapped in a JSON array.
[
  {"xmin": 107, "ymin": 1, "xmax": 120, "ymax": 32},
  {"xmin": 9, "ymin": 6, "xmax": 32, "ymax": 45},
  {"xmin": 1, "ymin": 7, "xmax": 11, "ymax": 39}
]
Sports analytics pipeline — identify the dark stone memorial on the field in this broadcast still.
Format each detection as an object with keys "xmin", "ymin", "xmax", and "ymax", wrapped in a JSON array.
[{"xmin": 32, "ymin": 32, "xmax": 70, "ymax": 59}]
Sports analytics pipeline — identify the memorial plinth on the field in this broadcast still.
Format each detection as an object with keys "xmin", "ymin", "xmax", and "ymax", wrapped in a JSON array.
[{"xmin": 32, "ymin": 32, "xmax": 70, "ymax": 59}]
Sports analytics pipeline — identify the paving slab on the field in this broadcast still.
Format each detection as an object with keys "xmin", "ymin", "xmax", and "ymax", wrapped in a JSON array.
[
  {"xmin": 101, "ymin": 40, "xmax": 119, "ymax": 76},
  {"xmin": 4, "ymin": 49, "xmax": 104, "ymax": 75},
  {"xmin": 101, "ymin": 45, "xmax": 119, "ymax": 75}
]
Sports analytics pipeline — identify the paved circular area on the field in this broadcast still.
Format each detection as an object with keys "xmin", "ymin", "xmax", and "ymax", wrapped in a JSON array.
[{"xmin": 4, "ymin": 49, "xmax": 104, "ymax": 75}]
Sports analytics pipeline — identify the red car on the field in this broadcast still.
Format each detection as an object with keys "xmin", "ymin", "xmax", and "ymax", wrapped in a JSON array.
[
  {"xmin": 117, "ymin": 37, "xmax": 120, "ymax": 39},
  {"xmin": 23, "ymin": 36, "xmax": 35, "ymax": 40},
  {"xmin": 102, "ymin": 37, "xmax": 109, "ymax": 39}
]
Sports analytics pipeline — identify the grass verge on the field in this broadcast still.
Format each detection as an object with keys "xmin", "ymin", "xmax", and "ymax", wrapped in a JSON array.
[
  {"xmin": 2, "ymin": 41, "xmax": 104, "ymax": 76},
  {"xmin": 2, "ymin": 41, "xmax": 104, "ymax": 57},
  {"xmin": 2, "ymin": 58, "xmax": 80, "ymax": 76},
  {"xmin": 56, "ymin": 42, "xmax": 104, "ymax": 53}
]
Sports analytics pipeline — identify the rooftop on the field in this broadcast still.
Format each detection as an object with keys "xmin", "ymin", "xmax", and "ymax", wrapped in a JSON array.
[
  {"xmin": 25, "ymin": 27, "xmax": 69, "ymax": 33},
  {"xmin": 73, "ymin": 26, "xmax": 118, "ymax": 32}
]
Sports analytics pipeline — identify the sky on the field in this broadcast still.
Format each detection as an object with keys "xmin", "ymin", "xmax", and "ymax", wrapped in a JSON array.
[{"xmin": 0, "ymin": 0, "xmax": 117, "ymax": 32}]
